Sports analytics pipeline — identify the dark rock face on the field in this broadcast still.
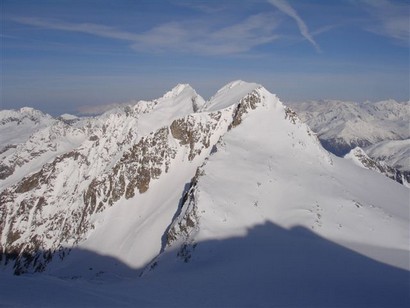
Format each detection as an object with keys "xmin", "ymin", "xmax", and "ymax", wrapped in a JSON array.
[
  {"xmin": 284, "ymin": 107, "xmax": 298, "ymax": 125},
  {"xmin": 164, "ymin": 168, "xmax": 203, "ymax": 265},
  {"xmin": 166, "ymin": 168, "xmax": 202, "ymax": 247},
  {"xmin": 0, "ymin": 164, "xmax": 15, "ymax": 180},
  {"xmin": 170, "ymin": 113, "xmax": 221, "ymax": 161},
  {"xmin": 15, "ymin": 172, "xmax": 41, "ymax": 193},
  {"xmin": 229, "ymin": 91, "xmax": 260, "ymax": 130},
  {"xmin": 402, "ymin": 171, "xmax": 410, "ymax": 184}
]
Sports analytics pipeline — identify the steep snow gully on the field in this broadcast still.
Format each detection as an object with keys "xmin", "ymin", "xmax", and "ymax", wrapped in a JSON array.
[{"xmin": 0, "ymin": 81, "xmax": 409, "ymax": 307}]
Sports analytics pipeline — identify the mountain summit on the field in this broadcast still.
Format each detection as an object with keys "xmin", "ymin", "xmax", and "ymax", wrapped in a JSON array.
[{"xmin": 0, "ymin": 82, "xmax": 408, "ymax": 307}]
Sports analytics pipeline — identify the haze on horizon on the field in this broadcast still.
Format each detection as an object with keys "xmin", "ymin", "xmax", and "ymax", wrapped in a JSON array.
[{"xmin": 1, "ymin": 0, "xmax": 409, "ymax": 116}]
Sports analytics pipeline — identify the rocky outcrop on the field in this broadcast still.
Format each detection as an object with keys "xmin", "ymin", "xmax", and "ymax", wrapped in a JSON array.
[
  {"xmin": 229, "ymin": 90, "xmax": 261, "ymax": 129},
  {"xmin": 170, "ymin": 112, "xmax": 221, "ymax": 161},
  {"xmin": 83, "ymin": 126, "xmax": 176, "ymax": 214},
  {"xmin": 166, "ymin": 168, "xmax": 203, "ymax": 247}
]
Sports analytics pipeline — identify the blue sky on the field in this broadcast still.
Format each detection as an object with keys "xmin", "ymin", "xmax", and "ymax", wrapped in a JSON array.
[{"xmin": 1, "ymin": 0, "xmax": 409, "ymax": 115}]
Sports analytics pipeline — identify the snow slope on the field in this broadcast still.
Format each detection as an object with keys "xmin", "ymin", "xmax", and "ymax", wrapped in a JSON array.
[{"xmin": 0, "ymin": 82, "xmax": 409, "ymax": 307}]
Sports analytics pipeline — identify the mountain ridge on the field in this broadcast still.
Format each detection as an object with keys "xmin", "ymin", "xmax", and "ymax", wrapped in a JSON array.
[
  {"xmin": 1, "ymin": 81, "xmax": 279, "ymax": 273},
  {"xmin": 0, "ymin": 80, "xmax": 408, "ymax": 308},
  {"xmin": 0, "ymin": 81, "xmax": 408, "ymax": 307}
]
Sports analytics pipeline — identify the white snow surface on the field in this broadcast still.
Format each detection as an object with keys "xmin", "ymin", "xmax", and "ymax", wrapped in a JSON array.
[
  {"xmin": 1, "ymin": 81, "xmax": 409, "ymax": 307},
  {"xmin": 204, "ymin": 80, "xmax": 261, "ymax": 111}
]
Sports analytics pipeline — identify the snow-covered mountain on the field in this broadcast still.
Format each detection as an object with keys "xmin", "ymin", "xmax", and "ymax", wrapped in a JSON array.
[
  {"xmin": 288, "ymin": 99, "xmax": 409, "ymax": 155},
  {"xmin": 288, "ymin": 99, "xmax": 410, "ymax": 186},
  {"xmin": 1, "ymin": 83, "xmax": 207, "ymax": 272},
  {"xmin": 1, "ymin": 82, "xmax": 408, "ymax": 307}
]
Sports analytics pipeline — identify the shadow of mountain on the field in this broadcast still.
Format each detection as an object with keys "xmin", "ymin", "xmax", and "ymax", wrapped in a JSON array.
[
  {"xmin": 1, "ymin": 221, "xmax": 409, "ymax": 308},
  {"xmin": 144, "ymin": 221, "xmax": 410, "ymax": 308}
]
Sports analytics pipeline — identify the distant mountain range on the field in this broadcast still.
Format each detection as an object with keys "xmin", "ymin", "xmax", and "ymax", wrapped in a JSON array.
[
  {"xmin": 288, "ymin": 99, "xmax": 409, "ymax": 182},
  {"xmin": 1, "ymin": 82, "xmax": 408, "ymax": 307}
]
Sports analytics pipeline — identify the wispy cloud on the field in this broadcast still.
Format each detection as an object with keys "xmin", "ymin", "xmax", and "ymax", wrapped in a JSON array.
[
  {"xmin": 11, "ymin": 13, "xmax": 279, "ymax": 56},
  {"xmin": 359, "ymin": 0, "xmax": 409, "ymax": 43},
  {"xmin": 133, "ymin": 13, "xmax": 279, "ymax": 55},
  {"xmin": 11, "ymin": 17, "xmax": 140, "ymax": 41},
  {"xmin": 267, "ymin": 0, "xmax": 321, "ymax": 52}
]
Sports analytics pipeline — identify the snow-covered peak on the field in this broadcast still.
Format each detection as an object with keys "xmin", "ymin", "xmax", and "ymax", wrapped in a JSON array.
[
  {"xmin": 217, "ymin": 80, "xmax": 258, "ymax": 92},
  {"xmin": 152, "ymin": 84, "xmax": 206, "ymax": 119},
  {"xmin": 204, "ymin": 80, "xmax": 264, "ymax": 112},
  {"xmin": 162, "ymin": 84, "xmax": 195, "ymax": 99}
]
